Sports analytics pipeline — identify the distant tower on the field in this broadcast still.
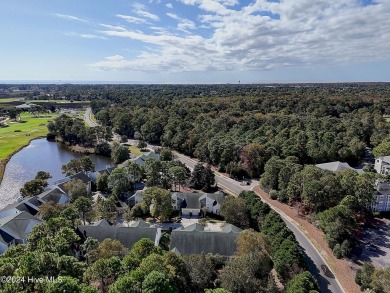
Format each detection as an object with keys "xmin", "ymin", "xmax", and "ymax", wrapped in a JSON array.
[{"xmin": 238, "ymin": 80, "xmax": 240, "ymax": 84}]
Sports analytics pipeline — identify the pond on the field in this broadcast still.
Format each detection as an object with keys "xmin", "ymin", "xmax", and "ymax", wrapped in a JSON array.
[{"xmin": 0, "ymin": 138, "xmax": 112, "ymax": 209}]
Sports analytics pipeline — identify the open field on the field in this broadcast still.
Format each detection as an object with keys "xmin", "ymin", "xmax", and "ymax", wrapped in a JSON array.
[
  {"xmin": 0, "ymin": 98, "xmax": 90, "ymax": 104},
  {"xmin": 25, "ymin": 100, "xmax": 90, "ymax": 104},
  {"xmin": 0, "ymin": 98, "xmax": 21, "ymax": 103},
  {"xmin": 0, "ymin": 112, "xmax": 58, "ymax": 181}
]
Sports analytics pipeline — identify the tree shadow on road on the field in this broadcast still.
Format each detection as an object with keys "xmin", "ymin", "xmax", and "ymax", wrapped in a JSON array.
[{"xmin": 301, "ymin": 245, "xmax": 335, "ymax": 293}]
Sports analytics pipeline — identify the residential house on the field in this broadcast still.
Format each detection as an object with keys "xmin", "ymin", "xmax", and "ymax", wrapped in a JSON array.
[
  {"xmin": 77, "ymin": 220, "xmax": 161, "ymax": 249},
  {"xmin": 316, "ymin": 160, "xmax": 390, "ymax": 212},
  {"xmin": 121, "ymin": 152, "xmax": 161, "ymax": 168},
  {"xmin": 128, "ymin": 190, "xmax": 145, "ymax": 207},
  {"xmin": 0, "ymin": 188, "xmax": 69, "ymax": 219},
  {"xmin": 315, "ymin": 161, "xmax": 364, "ymax": 174},
  {"xmin": 169, "ymin": 223, "xmax": 242, "ymax": 256},
  {"xmin": 37, "ymin": 187, "xmax": 70, "ymax": 205},
  {"xmin": 372, "ymin": 180, "xmax": 390, "ymax": 212},
  {"xmin": 0, "ymin": 211, "xmax": 42, "ymax": 254},
  {"xmin": 171, "ymin": 191, "xmax": 225, "ymax": 217},
  {"xmin": 90, "ymin": 165, "xmax": 115, "ymax": 183},
  {"xmin": 90, "ymin": 219, "xmax": 112, "ymax": 226},
  {"xmin": 374, "ymin": 156, "xmax": 390, "ymax": 176},
  {"xmin": 55, "ymin": 171, "xmax": 93, "ymax": 196},
  {"xmin": 0, "ymin": 197, "xmax": 42, "ymax": 218}
]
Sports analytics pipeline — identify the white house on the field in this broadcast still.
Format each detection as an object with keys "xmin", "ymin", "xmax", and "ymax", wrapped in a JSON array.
[
  {"xmin": 171, "ymin": 191, "xmax": 225, "ymax": 217},
  {"xmin": 315, "ymin": 161, "xmax": 390, "ymax": 212},
  {"xmin": 372, "ymin": 180, "xmax": 390, "ymax": 212},
  {"xmin": 374, "ymin": 156, "xmax": 390, "ymax": 176},
  {"xmin": 128, "ymin": 190, "xmax": 144, "ymax": 207}
]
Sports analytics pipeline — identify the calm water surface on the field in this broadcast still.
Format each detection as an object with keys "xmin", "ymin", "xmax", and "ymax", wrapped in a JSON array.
[{"xmin": 0, "ymin": 138, "xmax": 112, "ymax": 208}]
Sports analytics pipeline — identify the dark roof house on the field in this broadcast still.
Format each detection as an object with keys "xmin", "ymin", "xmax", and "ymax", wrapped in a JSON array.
[
  {"xmin": 169, "ymin": 223, "xmax": 242, "ymax": 256},
  {"xmin": 0, "ymin": 211, "xmax": 42, "ymax": 254},
  {"xmin": 38, "ymin": 188, "xmax": 69, "ymax": 205},
  {"xmin": 77, "ymin": 220, "xmax": 161, "ymax": 249},
  {"xmin": 55, "ymin": 172, "xmax": 93, "ymax": 196}
]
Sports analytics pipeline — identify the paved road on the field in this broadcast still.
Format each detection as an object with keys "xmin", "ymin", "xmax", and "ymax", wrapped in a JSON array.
[
  {"xmin": 281, "ymin": 215, "xmax": 343, "ymax": 293},
  {"xmin": 124, "ymin": 140, "xmax": 345, "ymax": 293},
  {"xmin": 174, "ymin": 151, "xmax": 344, "ymax": 293},
  {"xmin": 84, "ymin": 107, "xmax": 99, "ymax": 127}
]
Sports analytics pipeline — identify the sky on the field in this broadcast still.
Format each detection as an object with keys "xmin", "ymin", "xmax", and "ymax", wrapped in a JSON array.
[{"xmin": 0, "ymin": 0, "xmax": 390, "ymax": 83}]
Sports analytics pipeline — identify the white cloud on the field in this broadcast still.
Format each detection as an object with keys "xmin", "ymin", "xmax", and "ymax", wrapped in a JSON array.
[
  {"xmin": 178, "ymin": 0, "xmax": 237, "ymax": 15},
  {"xmin": 132, "ymin": 3, "xmax": 160, "ymax": 21},
  {"xmin": 166, "ymin": 3, "xmax": 173, "ymax": 9},
  {"xmin": 91, "ymin": 0, "xmax": 390, "ymax": 73},
  {"xmin": 116, "ymin": 14, "xmax": 149, "ymax": 24},
  {"xmin": 80, "ymin": 34, "xmax": 107, "ymax": 40},
  {"xmin": 66, "ymin": 32, "xmax": 107, "ymax": 40},
  {"xmin": 166, "ymin": 13, "xmax": 196, "ymax": 31},
  {"xmin": 99, "ymin": 24, "xmax": 127, "ymax": 31},
  {"xmin": 54, "ymin": 13, "xmax": 88, "ymax": 23}
]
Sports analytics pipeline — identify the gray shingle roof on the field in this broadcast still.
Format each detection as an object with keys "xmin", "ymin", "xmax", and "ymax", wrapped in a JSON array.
[
  {"xmin": 379, "ymin": 156, "xmax": 390, "ymax": 164},
  {"xmin": 129, "ymin": 220, "xmax": 151, "ymax": 228},
  {"xmin": 0, "ymin": 211, "xmax": 42, "ymax": 240},
  {"xmin": 315, "ymin": 161, "xmax": 364, "ymax": 174},
  {"xmin": 91, "ymin": 219, "xmax": 112, "ymax": 226},
  {"xmin": 77, "ymin": 223, "xmax": 158, "ymax": 249},
  {"xmin": 55, "ymin": 171, "xmax": 92, "ymax": 187},
  {"xmin": 0, "ymin": 230, "xmax": 14, "ymax": 245},
  {"xmin": 199, "ymin": 193, "xmax": 225, "ymax": 206},
  {"xmin": 174, "ymin": 192, "xmax": 225, "ymax": 210},
  {"xmin": 2, "ymin": 196, "xmax": 42, "ymax": 216},
  {"xmin": 69, "ymin": 172, "xmax": 92, "ymax": 184},
  {"xmin": 377, "ymin": 182, "xmax": 390, "ymax": 195},
  {"xmin": 38, "ymin": 188, "xmax": 67, "ymax": 204},
  {"xmin": 174, "ymin": 193, "xmax": 202, "ymax": 209},
  {"xmin": 169, "ymin": 223, "xmax": 242, "ymax": 256},
  {"xmin": 14, "ymin": 203, "xmax": 39, "ymax": 216},
  {"xmin": 121, "ymin": 152, "xmax": 161, "ymax": 168}
]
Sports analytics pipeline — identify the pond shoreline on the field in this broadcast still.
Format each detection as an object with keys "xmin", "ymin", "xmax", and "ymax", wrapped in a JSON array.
[
  {"xmin": 0, "ymin": 136, "xmax": 46, "ymax": 185},
  {"xmin": 0, "ymin": 138, "xmax": 102, "ymax": 185},
  {"xmin": 0, "ymin": 138, "xmax": 112, "ymax": 209}
]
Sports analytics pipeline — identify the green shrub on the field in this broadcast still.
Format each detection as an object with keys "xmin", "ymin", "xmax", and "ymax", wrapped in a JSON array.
[{"xmin": 269, "ymin": 189, "xmax": 278, "ymax": 200}]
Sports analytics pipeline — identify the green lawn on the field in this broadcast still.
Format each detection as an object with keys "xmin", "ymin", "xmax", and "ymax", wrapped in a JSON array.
[
  {"xmin": 129, "ymin": 145, "xmax": 143, "ymax": 156},
  {"xmin": 0, "ymin": 112, "xmax": 58, "ymax": 161},
  {"xmin": 25, "ymin": 100, "xmax": 90, "ymax": 104},
  {"xmin": 0, "ymin": 98, "xmax": 21, "ymax": 103},
  {"xmin": 0, "ymin": 98, "xmax": 91, "ymax": 104}
]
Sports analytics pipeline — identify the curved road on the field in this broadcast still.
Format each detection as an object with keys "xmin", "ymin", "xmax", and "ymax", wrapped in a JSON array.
[
  {"xmin": 173, "ymin": 152, "xmax": 344, "ymax": 293},
  {"xmin": 94, "ymin": 132, "xmax": 345, "ymax": 293}
]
